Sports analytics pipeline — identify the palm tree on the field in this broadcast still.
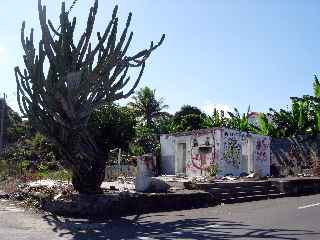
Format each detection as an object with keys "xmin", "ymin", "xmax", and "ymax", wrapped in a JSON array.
[{"xmin": 128, "ymin": 86, "xmax": 169, "ymax": 129}]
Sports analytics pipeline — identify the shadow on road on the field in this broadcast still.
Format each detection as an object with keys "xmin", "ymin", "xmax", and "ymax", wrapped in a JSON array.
[{"xmin": 42, "ymin": 213, "xmax": 320, "ymax": 240}]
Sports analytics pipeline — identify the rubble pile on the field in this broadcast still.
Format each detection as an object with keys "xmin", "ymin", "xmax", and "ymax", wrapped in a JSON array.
[
  {"xmin": 101, "ymin": 177, "xmax": 135, "ymax": 192},
  {"xmin": 23, "ymin": 180, "xmax": 74, "ymax": 200}
]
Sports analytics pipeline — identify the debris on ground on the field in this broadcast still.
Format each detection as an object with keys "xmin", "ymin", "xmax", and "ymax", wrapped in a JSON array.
[
  {"xmin": 101, "ymin": 177, "xmax": 135, "ymax": 192},
  {"xmin": 27, "ymin": 179, "xmax": 68, "ymax": 188},
  {"xmin": 135, "ymin": 177, "xmax": 170, "ymax": 193},
  {"xmin": 247, "ymin": 172, "xmax": 256, "ymax": 178},
  {"xmin": 221, "ymin": 176, "xmax": 238, "ymax": 181},
  {"xmin": 23, "ymin": 179, "xmax": 74, "ymax": 200}
]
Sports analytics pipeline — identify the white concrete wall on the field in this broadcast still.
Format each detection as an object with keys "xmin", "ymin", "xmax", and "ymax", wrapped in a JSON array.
[
  {"xmin": 218, "ymin": 129, "xmax": 271, "ymax": 176},
  {"xmin": 252, "ymin": 135, "xmax": 271, "ymax": 176},
  {"xmin": 105, "ymin": 165, "xmax": 137, "ymax": 179},
  {"xmin": 174, "ymin": 135, "xmax": 192, "ymax": 175},
  {"xmin": 160, "ymin": 134, "xmax": 176, "ymax": 175},
  {"xmin": 184, "ymin": 129, "xmax": 223, "ymax": 177},
  {"xmin": 218, "ymin": 128, "xmax": 246, "ymax": 176}
]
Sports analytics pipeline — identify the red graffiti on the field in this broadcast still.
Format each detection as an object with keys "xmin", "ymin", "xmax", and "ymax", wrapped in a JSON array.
[
  {"xmin": 191, "ymin": 149, "xmax": 214, "ymax": 170},
  {"xmin": 256, "ymin": 139, "xmax": 269, "ymax": 161}
]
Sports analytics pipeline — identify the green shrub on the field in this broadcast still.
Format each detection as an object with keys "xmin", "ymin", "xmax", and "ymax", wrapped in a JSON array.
[
  {"xmin": 207, "ymin": 163, "xmax": 219, "ymax": 177},
  {"xmin": 130, "ymin": 144, "xmax": 145, "ymax": 156},
  {"xmin": 47, "ymin": 170, "xmax": 72, "ymax": 182},
  {"xmin": 0, "ymin": 132, "xmax": 61, "ymax": 180}
]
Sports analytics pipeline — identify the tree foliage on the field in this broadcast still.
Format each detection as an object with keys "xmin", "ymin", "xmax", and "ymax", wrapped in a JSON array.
[
  {"xmin": 227, "ymin": 107, "xmax": 253, "ymax": 132},
  {"xmin": 170, "ymin": 105, "xmax": 206, "ymax": 132},
  {"xmin": 257, "ymin": 76, "xmax": 320, "ymax": 138},
  {"xmin": 89, "ymin": 104, "xmax": 136, "ymax": 153},
  {"xmin": 202, "ymin": 109, "xmax": 227, "ymax": 129},
  {"xmin": 4, "ymin": 105, "xmax": 27, "ymax": 144},
  {"xmin": 128, "ymin": 86, "xmax": 169, "ymax": 129},
  {"xmin": 0, "ymin": 132, "xmax": 61, "ymax": 178},
  {"xmin": 127, "ymin": 86, "xmax": 169, "ymax": 154},
  {"xmin": 168, "ymin": 105, "xmax": 255, "ymax": 133}
]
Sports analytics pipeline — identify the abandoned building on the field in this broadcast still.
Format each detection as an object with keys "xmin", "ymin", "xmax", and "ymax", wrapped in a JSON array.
[{"xmin": 160, "ymin": 128, "xmax": 271, "ymax": 177}]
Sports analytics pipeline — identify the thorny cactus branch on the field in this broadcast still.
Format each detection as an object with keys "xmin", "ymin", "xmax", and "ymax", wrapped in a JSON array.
[
  {"xmin": 16, "ymin": 0, "xmax": 165, "ymax": 128},
  {"xmin": 15, "ymin": 0, "xmax": 165, "ymax": 194}
]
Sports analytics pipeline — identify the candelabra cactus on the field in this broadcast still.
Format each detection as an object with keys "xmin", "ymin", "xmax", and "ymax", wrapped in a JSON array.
[{"xmin": 15, "ymin": 0, "xmax": 165, "ymax": 194}]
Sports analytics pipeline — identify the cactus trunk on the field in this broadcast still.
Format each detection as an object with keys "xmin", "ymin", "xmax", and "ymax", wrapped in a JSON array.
[
  {"xmin": 65, "ymin": 130, "xmax": 105, "ymax": 194},
  {"xmin": 71, "ymin": 158, "xmax": 105, "ymax": 195}
]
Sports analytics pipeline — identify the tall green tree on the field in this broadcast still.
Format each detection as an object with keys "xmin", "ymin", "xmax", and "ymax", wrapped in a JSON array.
[
  {"xmin": 128, "ymin": 86, "xmax": 170, "ymax": 154},
  {"xmin": 128, "ymin": 86, "xmax": 169, "ymax": 129},
  {"xmin": 89, "ymin": 104, "xmax": 136, "ymax": 154},
  {"xmin": 15, "ymin": 0, "xmax": 165, "ymax": 194},
  {"xmin": 171, "ymin": 105, "xmax": 207, "ymax": 132},
  {"xmin": 153, "ymin": 113, "xmax": 173, "ymax": 134}
]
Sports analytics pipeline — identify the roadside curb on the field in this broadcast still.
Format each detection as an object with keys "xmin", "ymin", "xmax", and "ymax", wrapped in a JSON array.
[{"xmin": 40, "ymin": 190, "xmax": 212, "ymax": 218}]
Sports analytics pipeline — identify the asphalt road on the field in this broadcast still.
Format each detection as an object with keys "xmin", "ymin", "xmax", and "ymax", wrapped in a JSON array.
[{"xmin": 0, "ymin": 194, "xmax": 320, "ymax": 240}]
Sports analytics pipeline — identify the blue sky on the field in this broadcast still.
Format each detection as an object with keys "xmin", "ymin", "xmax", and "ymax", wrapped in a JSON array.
[{"xmin": 1, "ymin": 0, "xmax": 320, "ymax": 114}]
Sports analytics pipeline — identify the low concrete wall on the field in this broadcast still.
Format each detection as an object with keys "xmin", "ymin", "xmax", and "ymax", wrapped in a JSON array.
[
  {"xmin": 270, "ymin": 178, "xmax": 320, "ymax": 196},
  {"xmin": 105, "ymin": 165, "xmax": 137, "ymax": 180},
  {"xmin": 188, "ymin": 177, "xmax": 320, "ymax": 203},
  {"xmin": 41, "ymin": 190, "xmax": 211, "ymax": 218}
]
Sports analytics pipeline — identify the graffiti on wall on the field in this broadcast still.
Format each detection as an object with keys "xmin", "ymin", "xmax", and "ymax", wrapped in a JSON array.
[
  {"xmin": 288, "ymin": 144, "xmax": 299, "ymax": 161},
  {"xmin": 270, "ymin": 136, "xmax": 320, "ymax": 176},
  {"xmin": 223, "ymin": 130, "xmax": 243, "ymax": 168},
  {"xmin": 186, "ymin": 133, "xmax": 216, "ymax": 175},
  {"xmin": 191, "ymin": 147, "xmax": 213, "ymax": 169},
  {"xmin": 256, "ymin": 138, "xmax": 269, "ymax": 161},
  {"xmin": 172, "ymin": 128, "xmax": 272, "ymax": 177}
]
